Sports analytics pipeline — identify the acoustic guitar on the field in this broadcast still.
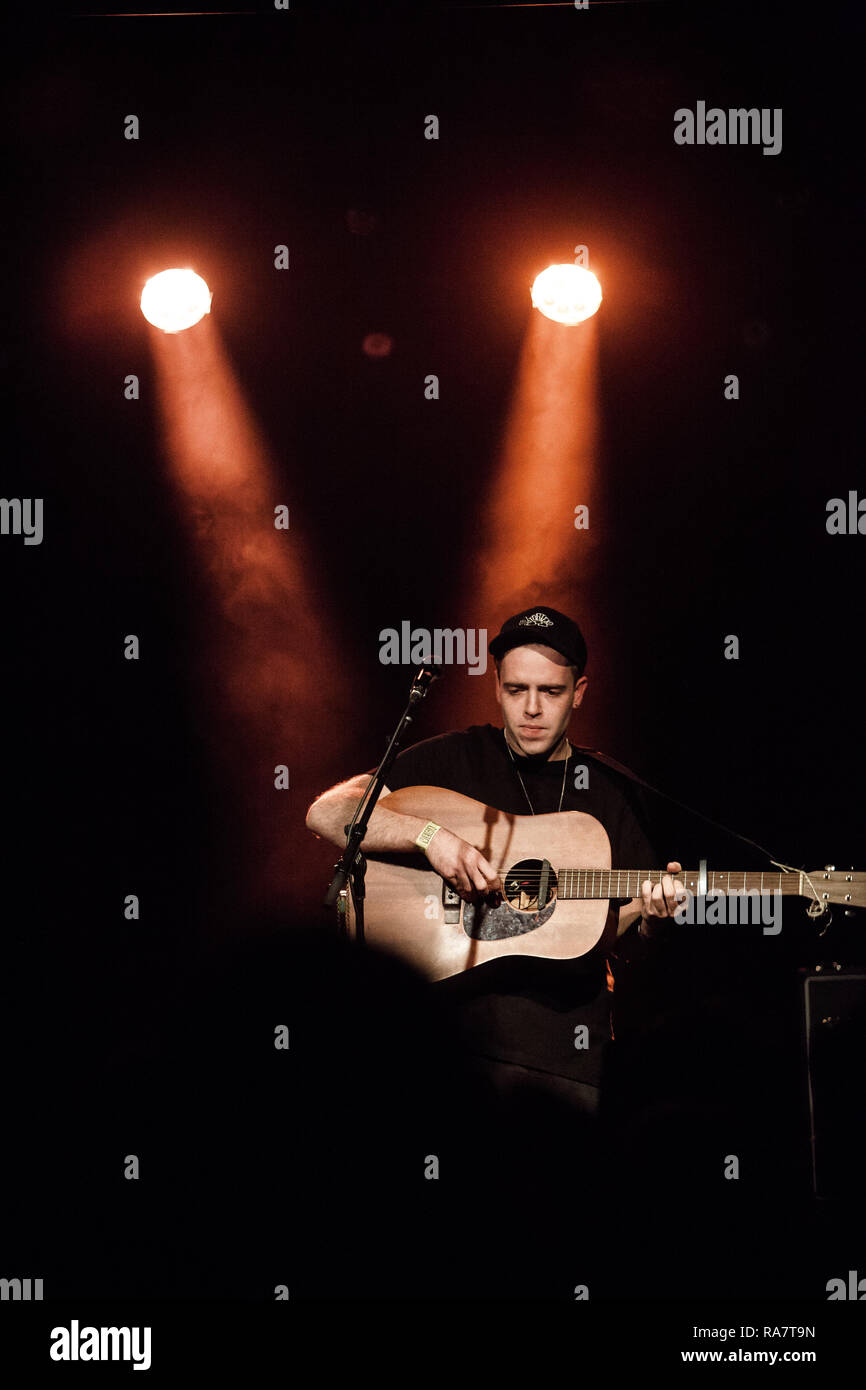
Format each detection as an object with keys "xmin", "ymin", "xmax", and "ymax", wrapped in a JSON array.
[{"xmin": 340, "ymin": 786, "xmax": 865, "ymax": 981}]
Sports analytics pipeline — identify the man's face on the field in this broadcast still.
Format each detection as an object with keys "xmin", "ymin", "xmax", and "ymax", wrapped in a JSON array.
[{"xmin": 495, "ymin": 644, "xmax": 588, "ymax": 757}]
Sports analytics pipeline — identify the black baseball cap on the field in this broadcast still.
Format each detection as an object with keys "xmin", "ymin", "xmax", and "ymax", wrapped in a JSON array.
[{"xmin": 489, "ymin": 606, "xmax": 588, "ymax": 675}]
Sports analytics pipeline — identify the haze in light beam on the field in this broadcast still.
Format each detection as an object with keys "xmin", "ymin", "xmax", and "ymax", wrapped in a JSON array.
[
  {"xmin": 479, "ymin": 311, "xmax": 600, "ymax": 617},
  {"xmin": 149, "ymin": 315, "xmax": 348, "ymax": 916},
  {"xmin": 441, "ymin": 310, "xmax": 604, "ymax": 735}
]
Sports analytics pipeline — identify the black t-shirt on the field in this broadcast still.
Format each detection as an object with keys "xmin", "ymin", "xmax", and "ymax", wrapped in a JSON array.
[{"xmin": 383, "ymin": 723, "xmax": 657, "ymax": 1085}]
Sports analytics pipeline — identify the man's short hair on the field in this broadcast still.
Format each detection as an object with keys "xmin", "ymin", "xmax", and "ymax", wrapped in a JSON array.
[{"xmin": 494, "ymin": 652, "xmax": 579, "ymax": 685}]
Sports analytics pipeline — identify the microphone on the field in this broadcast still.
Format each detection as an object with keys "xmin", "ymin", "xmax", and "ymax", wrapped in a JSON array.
[{"xmin": 409, "ymin": 664, "xmax": 443, "ymax": 700}]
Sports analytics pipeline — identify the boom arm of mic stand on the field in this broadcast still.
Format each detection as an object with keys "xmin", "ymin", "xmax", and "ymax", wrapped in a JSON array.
[{"xmin": 323, "ymin": 671, "xmax": 437, "ymax": 931}]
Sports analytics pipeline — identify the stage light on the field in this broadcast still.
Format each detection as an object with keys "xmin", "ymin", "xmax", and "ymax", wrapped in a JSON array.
[
  {"xmin": 531, "ymin": 264, "xmax": 602, "ymax": 325},
  {"xmin": 362, "ymin": 332, "xmax": 393, "ymax": 358},
  {"xmin": 140, "ymin": 268, "xmax": 212, "ymax": 334}
]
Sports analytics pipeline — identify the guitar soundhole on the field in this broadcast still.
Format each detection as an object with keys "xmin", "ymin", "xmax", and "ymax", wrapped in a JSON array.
[
  {"xmin": 503, "ymin": 859, "xmax": 559, "ymax": 912},
  {"xmin": 463, "ymin": 858, "xmax": 559, "ymax": 940}
]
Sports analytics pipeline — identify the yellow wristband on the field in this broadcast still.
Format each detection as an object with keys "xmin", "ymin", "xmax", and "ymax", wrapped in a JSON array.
[{"xmin": 415, "ymin": 821, "xmax": 442, "ymax": 855}]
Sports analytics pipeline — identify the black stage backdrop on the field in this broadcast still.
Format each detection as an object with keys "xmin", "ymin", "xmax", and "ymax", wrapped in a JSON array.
[{"xmin": 2, "ymin": 0, "xmax": 864, "ymax": 1341}]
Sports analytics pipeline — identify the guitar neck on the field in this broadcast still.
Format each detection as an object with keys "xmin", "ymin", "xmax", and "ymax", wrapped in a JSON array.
[{"xmin": 559, "ymin": 869, "xmax": 803, "ymax": 900}]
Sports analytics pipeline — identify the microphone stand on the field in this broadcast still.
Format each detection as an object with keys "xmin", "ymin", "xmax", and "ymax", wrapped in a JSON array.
[{"xmin": 323, "ymin": 666, "xmax": 440, "ymax": 943}]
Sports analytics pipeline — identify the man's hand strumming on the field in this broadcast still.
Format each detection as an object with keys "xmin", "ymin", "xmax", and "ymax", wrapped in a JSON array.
[{"xmin": 425, "ymin": 828, "xmax": 503, "ymax": 902}]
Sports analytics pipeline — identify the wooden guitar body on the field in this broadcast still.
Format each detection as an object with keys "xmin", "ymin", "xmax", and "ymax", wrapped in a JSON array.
[{"xmin": 343, "ymin": 786, "xmax": 615, "ymax": 981}]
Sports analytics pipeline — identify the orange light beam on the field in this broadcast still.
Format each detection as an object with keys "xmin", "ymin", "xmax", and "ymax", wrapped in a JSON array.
[
  {"xmin": 149, "ymin": 313, "xmax": 348, "ymax": 917},
  {"xmin": 439, "ymin": 307, "xmax": 605, "ymax": 737}
]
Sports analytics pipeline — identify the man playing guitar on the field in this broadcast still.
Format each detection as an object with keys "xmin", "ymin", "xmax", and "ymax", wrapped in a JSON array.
[{"xmin": 306, "ymin": 606, "xmax": 686, "ymax": 1115}]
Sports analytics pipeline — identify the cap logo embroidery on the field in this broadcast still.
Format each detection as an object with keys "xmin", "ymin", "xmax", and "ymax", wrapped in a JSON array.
[{"xmin": 518, "ymin": 611, "xmax": 554, "ymax": 628}]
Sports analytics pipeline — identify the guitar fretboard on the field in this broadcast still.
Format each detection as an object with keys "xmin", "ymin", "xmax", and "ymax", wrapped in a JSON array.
[{"xmin": 558, "ymin": 869, "xmax": 803, "ymax": 900}]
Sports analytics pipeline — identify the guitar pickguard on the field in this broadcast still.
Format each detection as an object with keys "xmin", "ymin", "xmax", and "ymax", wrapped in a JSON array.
[{"xmin": 463, "ymin": 895, "xmax": 556, "ymax": 941}]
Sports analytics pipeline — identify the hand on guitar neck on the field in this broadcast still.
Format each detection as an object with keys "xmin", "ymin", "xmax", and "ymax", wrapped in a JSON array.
[{"xmin": 636, "ymin": 861, "xmax": 686, "ymax": 938}]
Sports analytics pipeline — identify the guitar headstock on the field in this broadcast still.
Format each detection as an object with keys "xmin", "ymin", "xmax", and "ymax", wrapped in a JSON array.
[{"xmin": 807, "ymin": 867, "xmax": 866, "ymax": 909}]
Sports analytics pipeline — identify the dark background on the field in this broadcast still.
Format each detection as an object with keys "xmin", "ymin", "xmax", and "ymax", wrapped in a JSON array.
[{"xmin": 2, "ymin": 0, "xmax": 864, "ymax": 1306}]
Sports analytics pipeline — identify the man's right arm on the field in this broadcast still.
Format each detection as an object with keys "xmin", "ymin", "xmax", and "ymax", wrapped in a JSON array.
[
  {"xmin": 305, "ymin": 773, "xmax": 428, "ymax": 854},
  {"xmin": 305, "ymin": 775, "xmax": 502, "ymax": 899}
]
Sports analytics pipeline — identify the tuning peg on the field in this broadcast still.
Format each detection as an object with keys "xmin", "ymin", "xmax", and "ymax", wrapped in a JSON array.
[{"xmin": 824, "ymin": 864, "xmax": 836, "ymax": 871}]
